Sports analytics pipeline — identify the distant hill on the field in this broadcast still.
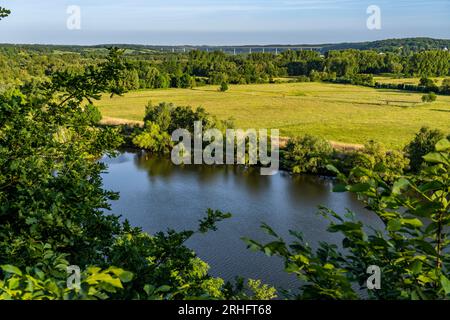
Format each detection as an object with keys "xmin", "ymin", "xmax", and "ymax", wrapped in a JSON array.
[
  {"xmin": 320, "ymin": 38, "xmax": 450, "ymax": 53},
  {"xmin": 1, "ymin": 37, "xmax": 449, "ymax": 55}
]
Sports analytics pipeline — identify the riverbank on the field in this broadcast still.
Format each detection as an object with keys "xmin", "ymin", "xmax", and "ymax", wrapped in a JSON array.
[{"xmin": 101, "ymin": 117, "xmax": 364, "ymax": 152}]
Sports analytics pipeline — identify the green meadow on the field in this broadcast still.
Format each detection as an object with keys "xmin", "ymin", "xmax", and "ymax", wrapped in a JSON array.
[{"xmin": 98, "ymin": 82, "xmax": 450, "ymax": 149}]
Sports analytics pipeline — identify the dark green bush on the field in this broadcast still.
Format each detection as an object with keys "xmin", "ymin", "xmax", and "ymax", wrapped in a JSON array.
[
  {"xmin": 405, "ymin": 127, "xmax": 446, "ymax": 172},
  {"xmin": 281, "ymin": 135, "xmax": 333, "ymax": 174},
  {"xmin": 422, "ymin": 92, "xmax": 437, "ymax": 103},
  {"xmin": 219, "ymin": 82, "xmax": 229, "ymax": 92}
]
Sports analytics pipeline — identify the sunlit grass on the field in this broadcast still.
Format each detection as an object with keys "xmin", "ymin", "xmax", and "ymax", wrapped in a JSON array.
[{"xmin": 98, "ymin": 82, "xmax": 450, "ymax": 149}]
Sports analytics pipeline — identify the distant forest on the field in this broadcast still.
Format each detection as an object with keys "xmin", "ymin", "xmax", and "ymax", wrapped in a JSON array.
[{"xmin": 1, "ymin": 37, "xmax": 449, "ymax": 92}]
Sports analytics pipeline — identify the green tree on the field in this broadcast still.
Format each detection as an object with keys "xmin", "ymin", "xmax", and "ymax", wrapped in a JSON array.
[
  {"xmin": 440, "ymin": 78, "xmax": 450, "ymax": 94},
  {"xmin": 132, "ymin": 121, "xmax": 173, "ymax": 154},
  {"xmin": 281, "ymin": 135, "xmax": 333, "ymax": 174},
  {"xmin": 349, "ymin": 140, "xmax": 409, "ymax": 183},
  {"xmin": 405, "ymin": 127, "xmax": 446, "ymax": 172}
]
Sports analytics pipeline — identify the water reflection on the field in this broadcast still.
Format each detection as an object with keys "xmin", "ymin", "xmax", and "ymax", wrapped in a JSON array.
[{"xmin": 102, "ymin": 151, "xmax": 381, "ymax": 291}]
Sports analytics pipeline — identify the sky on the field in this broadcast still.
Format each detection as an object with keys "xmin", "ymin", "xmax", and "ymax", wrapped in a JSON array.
[{"xmin": 0, "ymin": 0, "xmax": 449, "ymax": 45}]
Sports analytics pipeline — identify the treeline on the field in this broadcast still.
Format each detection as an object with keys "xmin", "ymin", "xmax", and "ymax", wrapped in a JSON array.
[
  {"xmin": 375, "ymin": 78, "xmax": 450, "ymax": 95},
  {"xmin": 324, "ymin": 37, "xmax": 450, "ymax": 54},
  {"xmin": 1, "ymin": 45, "xmax": 450, "ymax": 93},
  {"xmin": 2, "ymin": 37, "xmax": 449, "ymax": 54}
]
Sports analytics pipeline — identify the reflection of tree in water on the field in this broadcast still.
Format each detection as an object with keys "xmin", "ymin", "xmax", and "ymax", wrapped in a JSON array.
[
  {"xmin": 133, "ymin": 150, "xmax": 176, "ymax": 181},
  {"xmin": 102, "ymin": 152, "xmax": 132, "ymax": 166},
  {"xmin": 132, "ymin": 151, "xmax": 271, "ymax": 194},
  {"xmin": 286, "ymin": 174, "xmax": 332, "ymax": 204}
]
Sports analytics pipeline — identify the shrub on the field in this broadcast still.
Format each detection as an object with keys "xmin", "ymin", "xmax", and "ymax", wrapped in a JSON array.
[
  {"xmin": 349, "ymin": 141, "xmax": 409, "ymax": 183},
  {"xmin": 132, "ymin": 121, "xmax": 173, "ymax": 154},
  {"xmin": 422, "ymin": 92, "xmax": 437, "ymax": 103},
  {"xmin": 296, "ymin": 75, "xmax": 310, "ymax": 83},
  {"xmin": 143, "ymin": 101, "xmax": 234, "ymax": 134},
  {"xmin": 309, "ymin": 70, "xmax": 336, "ymax": 82},
  {"xmin": 440, "ymin": 78, "xmax": 450, "ymax": 94},
  {"xmin": 405, "ymin": 127, "xmax": 446, "ymax": 172},
  {"xmin": 419, "ymin": 77, "xmax": 439, "ymax": 93},
  {"xmin": 329, "ymin": 74, "xmax": 374, "ymax": 87},
  {"xmin": 281, "ymin": 135, "xmax": 333, "ymax": 174},
  {"xmin": 144, "ymin": 101, "xmax": 173, "ymax": 132},
  {"xmin": 219, "ymin": 82, "xmax": 229, "ymax": 92}
]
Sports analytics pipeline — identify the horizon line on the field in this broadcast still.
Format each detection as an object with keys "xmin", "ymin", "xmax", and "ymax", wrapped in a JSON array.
[{"xmin": 1, "ymin": 36, "xmax": 449, "ymax": 48}]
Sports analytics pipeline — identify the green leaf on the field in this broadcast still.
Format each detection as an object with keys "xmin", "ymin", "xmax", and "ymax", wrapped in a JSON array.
[
  {"xmin": 411, "ymin": 261, "xmax": 423, "ymax": 274},
  {"xmin": 326, "ymin": 164, "xmax": 340, "ymax": 175},
  {"xmin": 392, "ymin": 178, "xmax": 409, "ymax": 195},
  {"xmin": 400, "ymin": 218, "xmax": 423, "ymax": 228},
  {"xmin": 118, "ymin": 271, "xmax": 133, "ymax": 283},
  {"xmin": 144, "ymin": 284, "xmax": 155, "ymax": 296},
  {"xmin": 387, "ymin": 219, "xmax": 402, "ymax": 232},
  {"xmin": 349, "ymin": 183, "xmax": 371, "ymax": 193},
  {"xmin": 332, "ymin": 184, "xmax": 348, "ymax": 193},
  {"xmin": 156, "ymin": 285, "xmax": 171, "ymax": 293},
  {"xmin": 435, "ymin": 139, "xmax": 450, "ymax": 152},
  {"xmin": 1, "ymin": 265, "xmax": 23, "ymax": 276},
  {"xmin": 440, "ymin": 275, "xmax": 450, "ymax": 295},
  {"xmin": 423, "ymin": 152, "xmax": 447, "ymax": 164}
]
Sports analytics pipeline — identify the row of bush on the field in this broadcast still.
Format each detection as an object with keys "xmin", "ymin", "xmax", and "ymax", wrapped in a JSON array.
[
  {"xmin": 375, "ymin": 77, "xmax": 450, "ymax": 95},
  {"xmin": 280, "ymin": 127, "xmax": 450, "ymax": 179}
]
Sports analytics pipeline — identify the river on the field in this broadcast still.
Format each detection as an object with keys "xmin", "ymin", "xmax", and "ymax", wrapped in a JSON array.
[{"xmin": 101, "ymin": 150, "xmax": 381, "ymax": 291}]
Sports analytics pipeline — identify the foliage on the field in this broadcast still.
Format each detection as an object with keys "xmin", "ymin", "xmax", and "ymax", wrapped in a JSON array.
[
  {"xmin": 132, "ymin": 121, "xmax": 172, "ymax": 154},
  {"xmin": 348, "ymin": 140, "xmax": 409, "ymax": 183},
  {"xmin": 422, "ymin": 92, "xmax": 437, "ymax": 103},
  {"xmin": 281, "ymin": 135, "xmax": 333, "ymax": 174},
  {"xmin": 328, "ymin": 74, "xmax": 374, "ymax": 87},
  {"xmin": 419, "ymin": 77, "xmax": 439, "ymax": 92},
  {"xmin": 405, "ymin": 127, "xmax": 446, "ymax": 172},
  {"xmin": 0, "ymin": 6, "xmax": 10, "ymax": 20},
  {"xmin": 441, "ymin": 78, "xmax": 450, "ymax": 94},
  {"xmin": 246, "ymin": 279, "xmax": 278, "ymax": 300},
  {"xmin": 143, "ymin": 101, "xmax": 234, "ymax": 135},
  {"xmin": 219, "ymin": 82, "xmax": 229, "ymax": 92},
  {"xmin": 0, "ymin": 261, "xmax": 133, "ymax": 300},
  {"xmin": 245, "ymin": 139, "xmax": 450, "ymax": 300}
]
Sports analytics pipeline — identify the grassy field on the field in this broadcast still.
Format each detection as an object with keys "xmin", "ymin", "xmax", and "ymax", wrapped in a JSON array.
[
  {"xmin": 374, "ymin": 76, "xmax": 448, "ymax": 86},
  {"xmin": 98, "ymin": 82, "xmax": 450, "ymax": 149}
]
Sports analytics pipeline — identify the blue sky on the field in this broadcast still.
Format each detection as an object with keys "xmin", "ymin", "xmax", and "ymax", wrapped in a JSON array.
[{"xmin": 0, "ymin": 0, "xmax": 449, "ymax": 45}]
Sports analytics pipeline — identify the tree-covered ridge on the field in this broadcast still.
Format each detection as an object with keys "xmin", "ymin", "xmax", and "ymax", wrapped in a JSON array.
[
  {"xmin": 2, "ymin": 37, "xmax": 449, "ymax": 54},
  {"xmin": 323, "ymin": 38, "xmax": 450, "ymax": 53}
]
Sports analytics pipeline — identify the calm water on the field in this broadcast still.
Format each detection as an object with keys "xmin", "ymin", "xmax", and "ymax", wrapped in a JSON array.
[{"xmin": 101, "ymin": 151, "xmax": 381, "ymax": 291}]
